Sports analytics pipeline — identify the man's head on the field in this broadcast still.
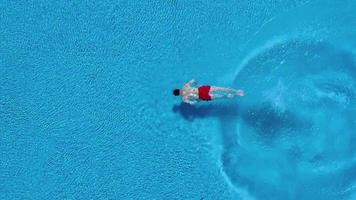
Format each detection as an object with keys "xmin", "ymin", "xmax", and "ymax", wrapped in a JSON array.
[{"xmin": 173, "ymin": 89, "xmax": 180, "ymax": 96}]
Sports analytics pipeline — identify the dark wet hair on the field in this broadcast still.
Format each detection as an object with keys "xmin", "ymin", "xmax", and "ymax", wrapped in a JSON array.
[{"xmin": 173, "ymin": 89, "xmax": 180, "ymax": 96}]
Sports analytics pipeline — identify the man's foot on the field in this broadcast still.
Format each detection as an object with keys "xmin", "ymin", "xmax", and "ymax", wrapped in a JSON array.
[{"xmin": 236, "ymin": 90, "xmax": 244, "ymax": 96}]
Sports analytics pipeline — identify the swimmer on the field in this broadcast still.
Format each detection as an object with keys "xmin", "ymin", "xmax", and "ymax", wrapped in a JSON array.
[{"xmin": 173, "ymin": 79, "xmax": 244, "ymax": 105}]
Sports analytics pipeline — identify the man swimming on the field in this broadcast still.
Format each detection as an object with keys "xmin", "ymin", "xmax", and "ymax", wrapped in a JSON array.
[{"xmin": 173, "ymin": 79, "xmax": 244, "ymax": 105}]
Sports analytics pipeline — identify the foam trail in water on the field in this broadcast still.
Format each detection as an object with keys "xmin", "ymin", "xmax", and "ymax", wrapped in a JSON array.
[
  {"xmin": 234, "ymin": 37, "xmax": 288, "ymax": 78},
  {"xmin": 219, "ymin": 162, "xmax": 257, "ymax": 200}
]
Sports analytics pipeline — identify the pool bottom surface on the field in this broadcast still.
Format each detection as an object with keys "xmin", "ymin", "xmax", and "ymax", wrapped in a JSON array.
[{"xmin": 1, "ymin": 0, "xmax": 356, "ymax": 199}]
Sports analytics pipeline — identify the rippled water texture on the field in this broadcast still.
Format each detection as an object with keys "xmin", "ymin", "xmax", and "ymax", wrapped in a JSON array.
[
  {"xmin": 2, "ymin": 0, "xmax": 356, "ymax": 199},
  {"xmin": 220, "ymin": 40, "xmax": 356, "ymax": 199}
]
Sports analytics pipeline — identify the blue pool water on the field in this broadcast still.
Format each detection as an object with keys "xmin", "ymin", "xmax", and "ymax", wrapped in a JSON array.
[{"xmin": 1, "ymin": 1, "xmax": 356, "ymax": 199}]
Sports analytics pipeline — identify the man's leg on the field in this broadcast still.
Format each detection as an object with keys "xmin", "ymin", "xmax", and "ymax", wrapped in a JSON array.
[
  {"xmin": 210, "ymin": 86, "xmax": 243, "ymax": 98},
  {"xmin": 210, "ymin": 94, "xmax": 223, "ymax": 99},
  {"xmin": 210, "ymin": 86, "xmax": 236, "ymax": 92}
]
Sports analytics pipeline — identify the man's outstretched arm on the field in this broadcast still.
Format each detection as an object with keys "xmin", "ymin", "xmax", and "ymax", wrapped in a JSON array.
[
  {"xmin": 185, "ymin": 79, "xmax": 196, "ymax": 87},
  {"xmin": 188, "ymin": 79, "xmax": 196, "ymax": 84},
  {"xmin": 183, "ymin": 96, "xmax": 197, "ymax": 105},
  {"xmin": 186, "ymin": 99, "xmax": 197, "ymax": 105}
]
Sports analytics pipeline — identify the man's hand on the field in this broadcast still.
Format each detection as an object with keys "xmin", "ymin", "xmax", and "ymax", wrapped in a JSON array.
[
  {"xmin": 188, "ymin": 99, "xmax": 197, "ymax": 105},
  {"xmin": 188, "ymin": 79, "xmax": 196, "ymax": 85},
  {"xmin": 184, "ymin": 79, "xmax": 196, "ymax": 89},
  {"xmin": 183, "ymin": 96, "xmax": 197, "ymax": 105}
]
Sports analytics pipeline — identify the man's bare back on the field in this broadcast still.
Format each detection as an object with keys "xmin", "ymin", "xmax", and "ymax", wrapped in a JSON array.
[{"xmin": 173, "ymin": 79, "xmax": 244, "ymax": 105}]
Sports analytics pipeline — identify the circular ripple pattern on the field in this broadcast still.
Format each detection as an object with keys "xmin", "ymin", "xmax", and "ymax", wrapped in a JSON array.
[{"xmin": 221, "ymin": 40, "xmax": 356, "ymax": 200}]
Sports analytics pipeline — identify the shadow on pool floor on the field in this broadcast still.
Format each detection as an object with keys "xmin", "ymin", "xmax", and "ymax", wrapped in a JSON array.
[
  {"xmin": 172, "ymin": 102, "xmax": 240, "ymax": 121},
  {"xmin": 172, "ymin": 101, "xmax": 241, "ymax": 165}
]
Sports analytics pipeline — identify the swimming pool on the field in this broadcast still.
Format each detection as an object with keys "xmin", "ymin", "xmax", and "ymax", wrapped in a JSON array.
[{"xmin": 1, "ymin": 0, "xmax": 356, "ymax": 199}]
